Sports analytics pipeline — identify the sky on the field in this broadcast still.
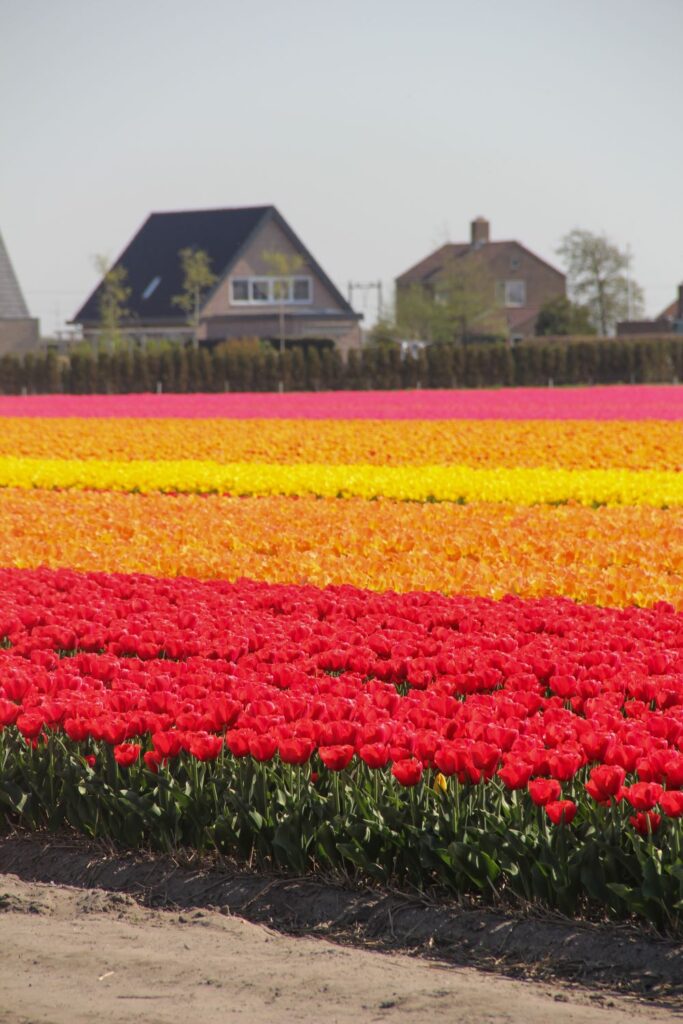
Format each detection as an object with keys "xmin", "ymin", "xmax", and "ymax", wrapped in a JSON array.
[{"xmin": 2, "ymin": 0, "xmax": 682, "ymax": 335}]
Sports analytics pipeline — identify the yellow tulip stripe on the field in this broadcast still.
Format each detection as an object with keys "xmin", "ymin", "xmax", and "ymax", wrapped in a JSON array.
[
  {"xmin": 1, "ymin": 490, "xmax": 680, "ymax": 610},
  {"xmin": 2, "ymin": 455, "xmax": 683, "ymax": 506},
  {"xmin": 1, "ymin": 417, "xmax": 682, "ymax": 471}
]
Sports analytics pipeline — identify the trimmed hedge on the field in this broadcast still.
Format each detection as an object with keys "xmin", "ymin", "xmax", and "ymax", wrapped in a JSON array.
[{"xmin": 2, "ymin": 335, "xmax": 683, "ymax": 394}]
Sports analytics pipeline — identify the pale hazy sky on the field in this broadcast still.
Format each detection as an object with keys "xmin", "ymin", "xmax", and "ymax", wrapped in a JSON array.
[{"xmin": 2, "ymin": 0, "xmax": 682, "ymax": 334}]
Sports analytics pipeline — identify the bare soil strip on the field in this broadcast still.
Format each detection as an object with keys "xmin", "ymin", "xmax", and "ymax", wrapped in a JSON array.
[{"xmin": 1, "ymin": 831, "xmax": 682, "ymax": 1023}]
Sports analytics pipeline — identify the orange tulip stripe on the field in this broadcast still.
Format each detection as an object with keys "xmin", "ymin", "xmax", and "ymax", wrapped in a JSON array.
[
  {"xmin": 0, "ymin": 489, "xmax": 680, "ymax": 610},
  {"xmin": 0, "ymin": 416, "xmax": 681, "ymax": 470}
]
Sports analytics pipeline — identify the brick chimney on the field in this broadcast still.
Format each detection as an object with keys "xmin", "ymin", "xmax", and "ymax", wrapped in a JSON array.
[{"xmin": 470, "ymin": 217, "xmax": 490, "ymax": 248}]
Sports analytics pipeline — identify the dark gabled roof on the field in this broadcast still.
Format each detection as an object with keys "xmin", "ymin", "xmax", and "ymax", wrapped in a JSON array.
[
  {"xmin": 73, "ymin": 206, "xmax": 271, "ymax": 324},
  {"xmin": 72, "ymin": 205, "xmax": 358, "ymax": 325}
]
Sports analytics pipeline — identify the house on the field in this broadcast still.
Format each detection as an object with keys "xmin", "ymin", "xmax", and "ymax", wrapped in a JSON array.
[
  {"xmin": 396, "ymin": 217, "xmax": 565, "ymax": 341},
  {"xmin": 0, "ymin": 229, "xmax": 39, "ymax": 356},
  {"xmin": 72, "ymin": 206, "xmax": 362, "ymax": 354},
  {"xmin": 617, "ymin": 285, "xmax": 683, "ymax": 336}
]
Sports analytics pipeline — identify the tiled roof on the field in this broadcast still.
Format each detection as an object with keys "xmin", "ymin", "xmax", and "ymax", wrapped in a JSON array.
[
  {"xmin": 396, "ymin": 240, "xmax": 564, "ymax": 287},
  {"xmin": 658, "ymin": 298, "xmax": 678, "ymax": 320},
  {"xmin": 0, "ymin": 230, "xmax": 30, "ymax": 319}
]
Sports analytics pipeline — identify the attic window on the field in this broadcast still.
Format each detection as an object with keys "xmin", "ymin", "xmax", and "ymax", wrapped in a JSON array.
[
  {"xmin": 142, "ymin": 276, "xmax": 161, "ymax": 300},
  {"xmin": 231, "ymin": 275, "xmax": 313, "ymax": 306},
  {"xmin": 293, "ymin": 278, "xmax": 311, "ymax": 301}
]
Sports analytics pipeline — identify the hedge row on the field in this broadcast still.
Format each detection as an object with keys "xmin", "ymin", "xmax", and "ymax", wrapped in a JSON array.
[{"xmin": 2, "ymin": 335, "xmax": 683, "ymax": 394}]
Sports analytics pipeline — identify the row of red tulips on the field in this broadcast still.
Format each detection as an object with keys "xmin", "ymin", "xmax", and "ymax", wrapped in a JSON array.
[
  {"xmin": 2, "ymin": 567, "xmax": 683, "ymax": 836},
  {"xmin": 3, "ymin": 567, "xmax": 683, "ymax": 926}
]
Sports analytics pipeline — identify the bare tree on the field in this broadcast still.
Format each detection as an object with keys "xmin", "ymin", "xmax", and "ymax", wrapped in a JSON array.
[
  {"xmin": 172, "ymin": 248, "xmax": 217, "ymax": 348},
  {"xmin": 93, "ymin": 254, "xmax": 131, "ymax": 350},
  {"xmin": 557, "ymin": 230, "xmax": 644, "ymax": 335},
  {"xmin": 262, "ymin": 249, "xmax": 305, "ymax": 354}
]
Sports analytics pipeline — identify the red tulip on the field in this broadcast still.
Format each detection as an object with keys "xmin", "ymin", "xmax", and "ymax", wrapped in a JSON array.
[
  {"xmin": 391, "ymin": 759, "xmax": 423, "ymax": 787},
  {"xmin": 545, "ymin": 799, "xmax": 577, "ymax": 825},
  {"xmin": 528, "ymin": 778, "xmax": 562, "ymax": 806},
  {"xmin": 152, "ymin": 731, "xmax": 183, "ymax": 758},
  {"xmin": 248, "ymin": 734, "xmax": 278, "ymax": 762},
  {"xmin": 497, "ymin": 761, "xmax": 532, "ymax": 790},
  {"xmin": 359, "ymin": 743, "xmax": 390, "ymax": 769},
  {"xmin": 629, "ymin": 811, "xmax": 662, "ymax": 835},
  {"xmin": 188, "ymin": 734, "xmax": 223, "ymax": 761},
  {"xmin": 279, "ymin": 737, "xmax": 315, "ymax": 765},
  {"xmin": 470, "ymin": 741, "xmax": 501, "ymax": 776},
  {"xmin": 659, "ymin": 790, "xmax": 683, "ymax": 818},
  {"xmin": 113, "ymin": 742, "xmax": 141, "ymax": 767},
  {"xmin": 226, "ymin": 729, "xmax": 255, "ymax": 758},
  {"xmin": 0, "ymin": 699, "xmax": 18, "ymax": 727},
  {"xmin": 547, "ymin": 750, "xmax": 583, "ymax": 781},
  {"xmin": 585, "ymin": 765, "xmax": 625, "ymax": 803},
  {"xmin": 143, "ymin": 750, "xmax": 162, "ymax": 773},
  {"xmin": 434, "ymin": 744, "xmax": 468, "ymax": 778},
  {"xmin": 622, "ymin": 782, "xmax": 663, "ymax": 811},
  {"xmin": 663, "ymin": 755, "xmax": 683, "ymax": 789},
  {"xmin": 319, "ymin": 745, "xmax": 354, "ymax": 771},
  {"xmin": 16, "ymin": 711, "xmax": 45, "ymax": 739}
]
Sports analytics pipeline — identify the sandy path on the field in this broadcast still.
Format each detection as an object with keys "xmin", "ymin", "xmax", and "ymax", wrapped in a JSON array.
[{"xmin": 0, "ymin": 873, "xmax": 678, "ymax": 1024}]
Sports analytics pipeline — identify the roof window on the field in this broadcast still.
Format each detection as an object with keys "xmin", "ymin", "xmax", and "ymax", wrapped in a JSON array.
[{"xmin": 142, "ymin": 276, "xmax": 161, "ymax": 300}]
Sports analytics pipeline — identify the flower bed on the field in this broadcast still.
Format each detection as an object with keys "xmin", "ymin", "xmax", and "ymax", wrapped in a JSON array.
[
  {"xmin": 2, "ymin": 567, "xmax": 683, "ymax": 926},
  {"xmin": 1, "ymin": 386, "xmax": 683, "ymax": 930},
  {"xmin": 1, "ymin": 384, "xmax": 683, "ymax": 420}
]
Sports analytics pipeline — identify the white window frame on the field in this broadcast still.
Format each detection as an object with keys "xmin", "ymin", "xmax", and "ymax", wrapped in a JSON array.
[
  {"xmin": 250, "ymin": 277, "xmax": 271, "ymax": 303},
  {"xmin": 230, "ymin": 275, "xmax": 313, "ymax": 306},
  {"xmin": 230, "ymin": 278, "xmax": 250, "ymax": 303}
]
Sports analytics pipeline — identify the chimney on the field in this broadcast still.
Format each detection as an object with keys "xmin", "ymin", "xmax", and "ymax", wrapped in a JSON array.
[
  {"xmin": 470, "ymin": 216, "xmax": 490, "ymax": 249},
  {"xmin": 678, "ymin": 283, "xmax": 683, "ymax": 320}
]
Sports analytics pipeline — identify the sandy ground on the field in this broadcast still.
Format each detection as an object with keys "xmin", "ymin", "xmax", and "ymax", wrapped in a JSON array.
[{"xmin": 1, "ymin": 873, "xmax": 680, "ymax": 1024}]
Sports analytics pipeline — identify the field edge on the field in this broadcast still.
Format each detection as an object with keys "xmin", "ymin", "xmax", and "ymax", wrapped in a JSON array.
[{"xmin": 0, "ymin": 829, "xmax": 681, "ymax": 1007}]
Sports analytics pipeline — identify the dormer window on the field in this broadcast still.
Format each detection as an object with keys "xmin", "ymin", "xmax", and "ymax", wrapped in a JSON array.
[{"xmin": 142, "ymin": 276, "xmax": 161, "ymax": 300}]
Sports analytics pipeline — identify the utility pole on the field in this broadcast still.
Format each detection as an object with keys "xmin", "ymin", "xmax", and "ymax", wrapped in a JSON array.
[{"xmin": 348, "ymin": 280, "xmax": 383, "ymax": 320}]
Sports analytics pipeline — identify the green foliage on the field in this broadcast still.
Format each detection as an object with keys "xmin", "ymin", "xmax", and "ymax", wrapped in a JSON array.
[
  {"xmin": 536, "ymin": 296, "xmax": 596, "ymax": 336},
  {"xmin": 172, "ymin": 248, "xmax": 217, "ymax": 343},
  {"xmin": 2, "ymin": 732, "xmax": 683, "ymax": 933},
  {"xmin": 557, "ymin": 230, "xmax": 644, "ymax": 335},
  {"xmin": 94, "ymin": 255, "xmax": 131, "ymax": 349},
  {"xmin": 392, "ymin": 253, "xmax": 504, "ymax": 344},
  {"xmin": 2, "ymin": 335, "xmax": 683, "ymax": 394}
]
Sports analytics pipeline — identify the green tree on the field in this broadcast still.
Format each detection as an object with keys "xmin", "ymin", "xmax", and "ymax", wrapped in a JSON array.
[
  {"xmin": 172, "ymin": 248, "xmax": 217, "ymax": 348},
  {"xmin": 535, "ymin": 296, "xmax": 596, "ymax": 336},
  {"xmin": 392, "ymin": 254, "xmax": 502, "ymax": 344},
  {"xmin": 262, "ymin": 250, "xmax": 305, "ymax": 356},
  {"xmin": 557, "ymin": 230, "xmax": 644, "ymax": 336},
  {"xmin": 94, "ymin": 255, "xmax": 131, "ymax": 349}
]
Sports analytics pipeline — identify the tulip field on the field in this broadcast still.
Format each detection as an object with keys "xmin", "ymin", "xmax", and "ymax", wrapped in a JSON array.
[{"xmin": 2, "ymin": 385, "xmax": 683, "ymax": 930}]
